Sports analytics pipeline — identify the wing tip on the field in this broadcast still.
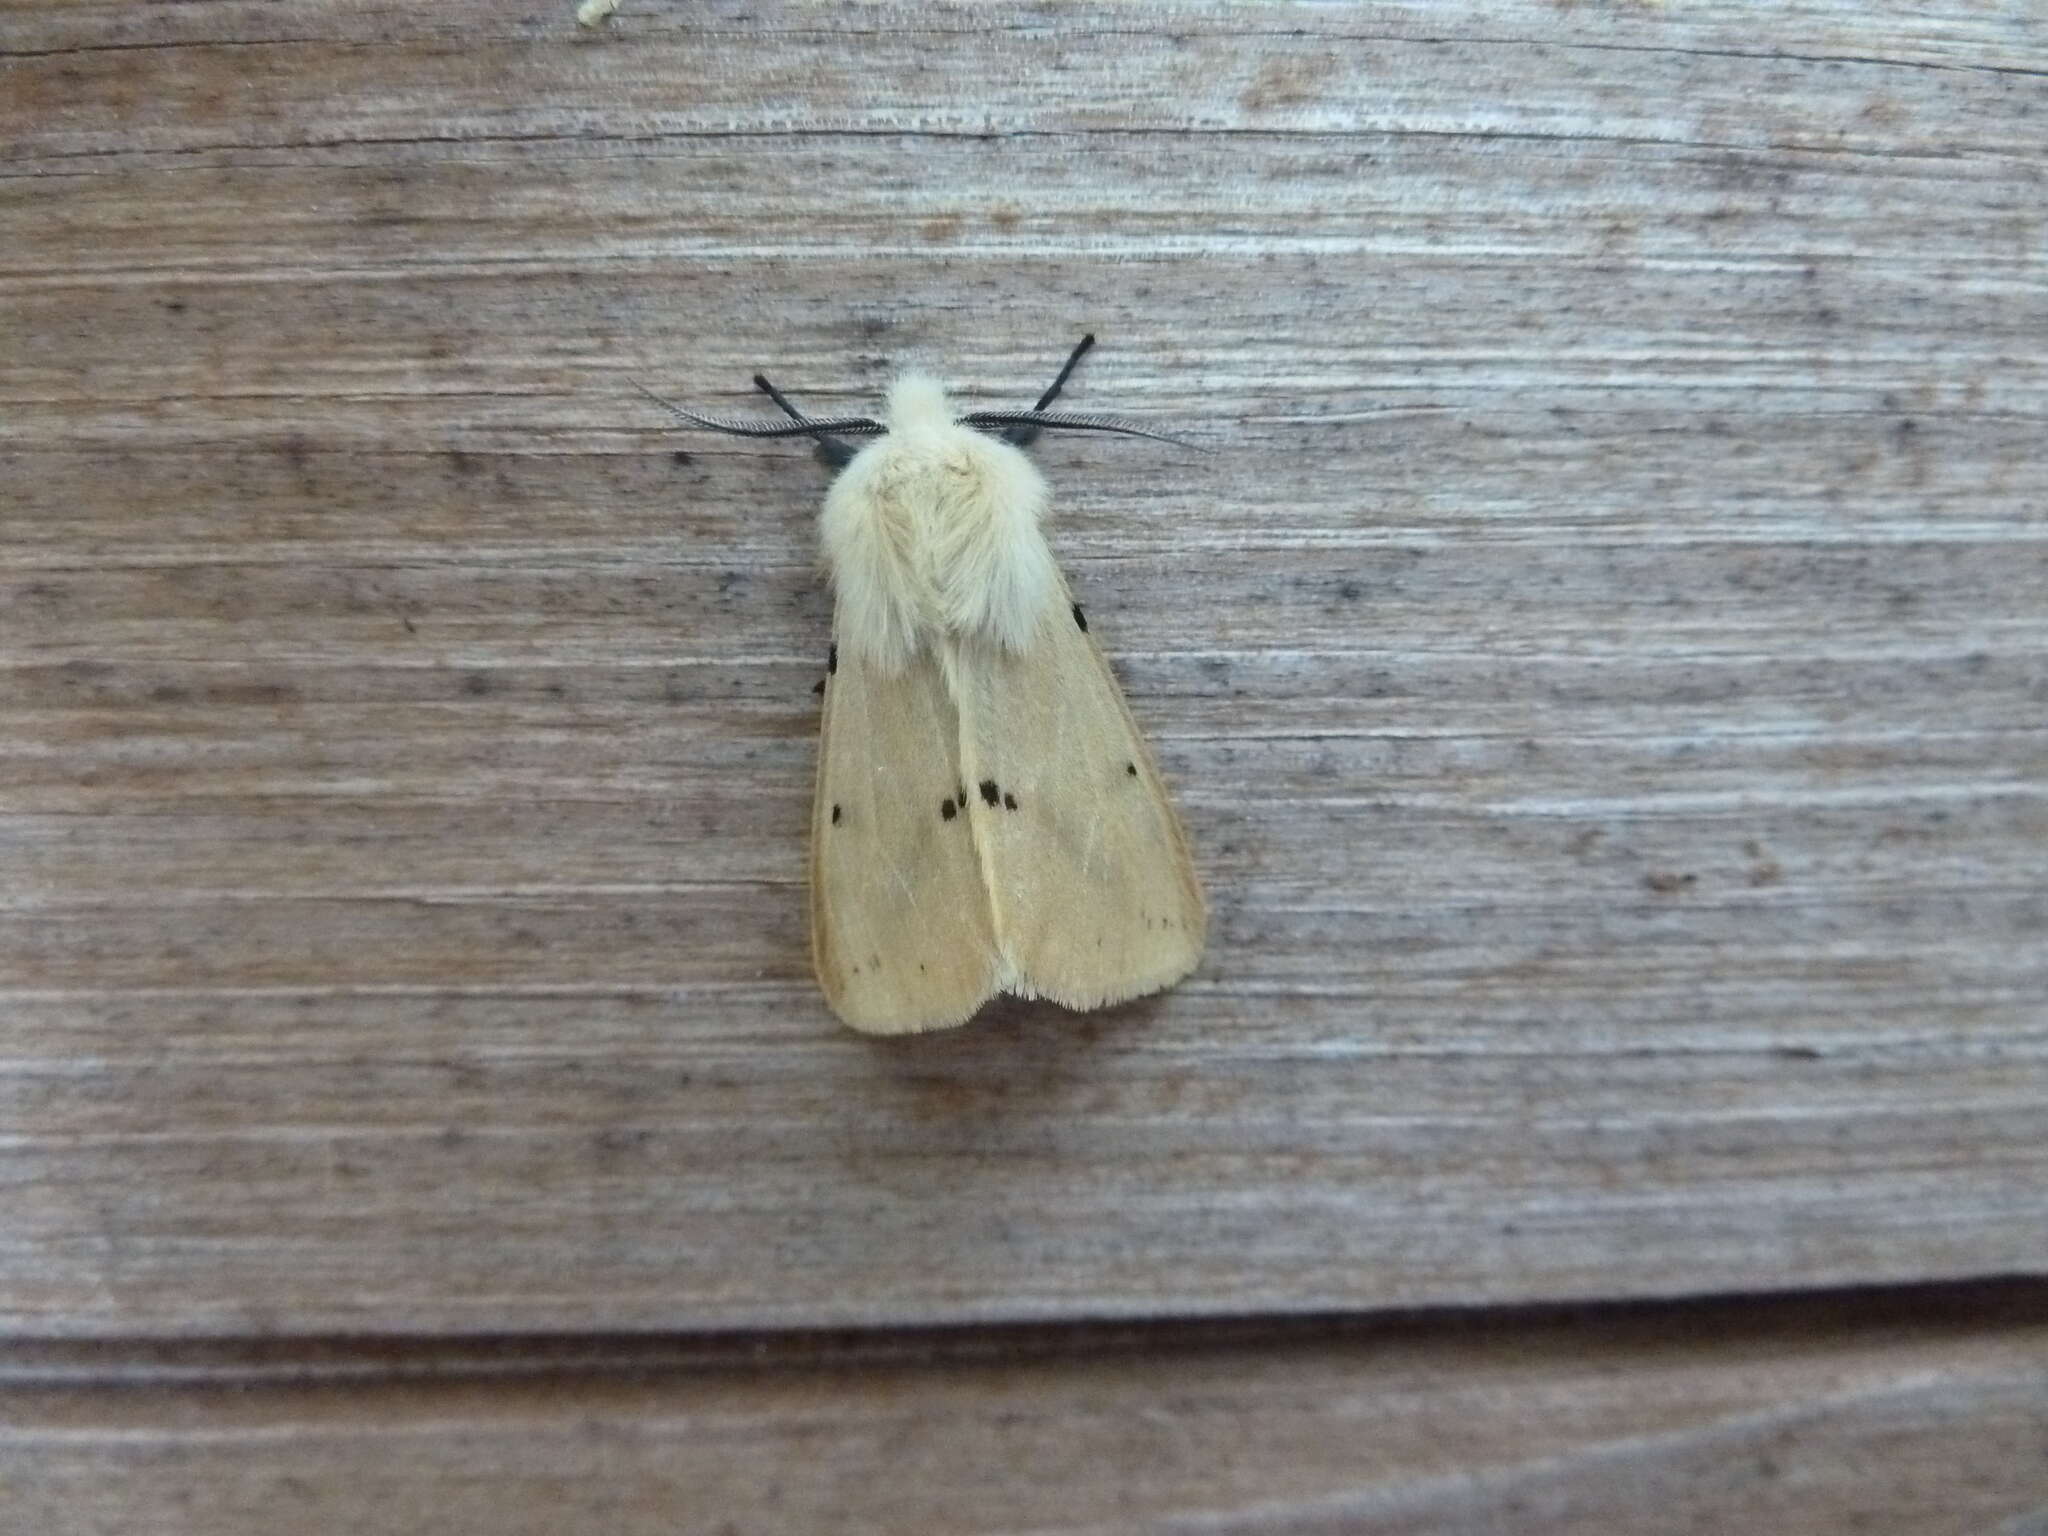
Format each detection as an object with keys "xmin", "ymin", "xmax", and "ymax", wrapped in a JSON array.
[
  {"xmin": 1010, "ymin": 941, "xmax": 1205, "ymax": 1015},
  {"xmin": 823, "ymin": 946, "xmax": 1204, "ymax": 1035},
  {"xmin": 823, "ymin": 983, "xmax": 1000, "ymax": 1036},
  {"xmin": 818, "ymin": 911, "xmax": 1205, "ymax": 1034}
]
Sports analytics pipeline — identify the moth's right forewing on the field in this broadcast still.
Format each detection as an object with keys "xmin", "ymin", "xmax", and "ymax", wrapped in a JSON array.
[
  {"xmin": 949, "ymin": 595, "xmax": 1205, "ymax": 1012},
  {"xmin": 811, "ymin": 635, "xmax": 1002, "ymax": 1033}
]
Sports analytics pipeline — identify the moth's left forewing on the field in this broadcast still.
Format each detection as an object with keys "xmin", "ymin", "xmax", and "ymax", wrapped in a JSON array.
[
  {"xmin": 947, "ymin": 586, "xmax": 1205, "ymax": 1011},
  {"xmin": 812, "ymin": 638, "xmax": 1003, "ymax": 1034}
]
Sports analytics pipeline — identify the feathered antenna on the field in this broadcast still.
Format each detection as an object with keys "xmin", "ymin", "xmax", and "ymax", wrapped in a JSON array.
[
  {"xmin": 631, "ymin": 380, "xmax": 883, "ymax": 441},
  {"xmin": 968, "ymin": 335, "xmax": 1196, "ymax": 449},
  {"xmin": 956, "ymin": 410, "xmax": 1196, "ymax": 449},
  {"xmin": 991, "ymin": 333, "xmax": 1093, "ymax": 449}
]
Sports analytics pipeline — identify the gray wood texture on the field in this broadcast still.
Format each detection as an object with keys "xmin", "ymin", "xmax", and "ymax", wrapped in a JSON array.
[
  {"xmin": 4, "ymin": 1289, "xmax": 2046, "ymax": 1535},
  {"xmin": 3, "ymin": 0, "xmax": 2045, "ymax": 1341}
]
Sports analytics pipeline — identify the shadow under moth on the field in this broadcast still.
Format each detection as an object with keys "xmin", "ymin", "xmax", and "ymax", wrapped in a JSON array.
[{"xmin": 648, "ymin": 337, "xmax": 1204, "ymax": 1033}]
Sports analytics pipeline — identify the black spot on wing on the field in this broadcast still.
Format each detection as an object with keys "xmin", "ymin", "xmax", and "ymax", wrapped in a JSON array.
[
  {"xmin": 940, "ymin": 798, "xmax": 957, "ymax": 821},
  {"xmin": 979, "ymin": 780, "xmax": 1000, "ymax": 806},
  {"xmin": 1071, "ymin": 602, "xmax": 1088, "ymax": 632},
  {"xmin": 1126, "ymin": 761, "xmax": 1138, "ymax": 777},
  {"xmin": 827, "ymin": 643, "xmax": 838, "ymax": 675},
  {"xmin": 812, "ymin": 678, "xmax": 825, "ymax": 695},
  {"xmin": 831, "ymin": 804, "xmax": 842, "ymax": 825},
  {"xmin": 1003, "ymin": 792, "xmax": 1018, "ymax": 810}
]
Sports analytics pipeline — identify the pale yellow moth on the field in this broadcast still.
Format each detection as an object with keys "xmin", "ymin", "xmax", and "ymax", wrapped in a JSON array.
[
  {"xmin": 575, "ymin": 0, "xmax": 620, "ymax": 27},
  {"xmin": 647, "ymin": 337, "xmax": 1204, "ymax": 1033}
]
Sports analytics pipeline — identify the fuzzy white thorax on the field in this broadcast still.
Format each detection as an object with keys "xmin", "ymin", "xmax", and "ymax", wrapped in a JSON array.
[{"xmin": 820, "ymin": 373, "xmax": 1059, "ymax": 672}]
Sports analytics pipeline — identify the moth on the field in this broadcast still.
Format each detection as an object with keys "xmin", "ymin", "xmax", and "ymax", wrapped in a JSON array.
[{"xmin": 648, "ymin": 337, "xmax": 1204, "ymax": 1033}]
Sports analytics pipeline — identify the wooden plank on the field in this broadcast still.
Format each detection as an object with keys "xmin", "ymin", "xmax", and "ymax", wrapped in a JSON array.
[
  {"xmin": 2, "ymin": 1287, "xmax": 2045, "ymax": 1535},
  {"xmin": 1, "ymin": 1, "xmax": 2045, "ymax": 1333}
]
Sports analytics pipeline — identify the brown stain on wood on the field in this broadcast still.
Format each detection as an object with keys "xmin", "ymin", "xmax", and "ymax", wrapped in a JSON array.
[{"xmin": 1239, "ymin": 50, "xmax": 1340, "ymax": 112}]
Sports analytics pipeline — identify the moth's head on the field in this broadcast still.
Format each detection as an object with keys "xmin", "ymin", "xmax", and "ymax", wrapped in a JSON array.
[{"xmin": 884, "ymin": 373, "xmax": 953, "ymax": 434}]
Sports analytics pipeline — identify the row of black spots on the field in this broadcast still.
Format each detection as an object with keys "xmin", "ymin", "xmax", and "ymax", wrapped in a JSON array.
[
  {"xmin": 974, "ymin": 779, "xmax": 1022, "ymax": 812},
  {"xmin": 813, "ymin": 641, "xmax": 839, "ymax": 697},
  {"xmin": 932, "ymin": 780, "xmax": 1038, "ymax": 821}
]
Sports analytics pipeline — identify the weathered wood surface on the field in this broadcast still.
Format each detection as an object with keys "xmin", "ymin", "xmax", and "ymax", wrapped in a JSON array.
[
  {"xmin": 4, "ymin": 1287, "xmax": 2045, "ymax": 1535},
  {"xmin": 2, "ymin": 1, "xmax": 2045, "ymax": 1336}
]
